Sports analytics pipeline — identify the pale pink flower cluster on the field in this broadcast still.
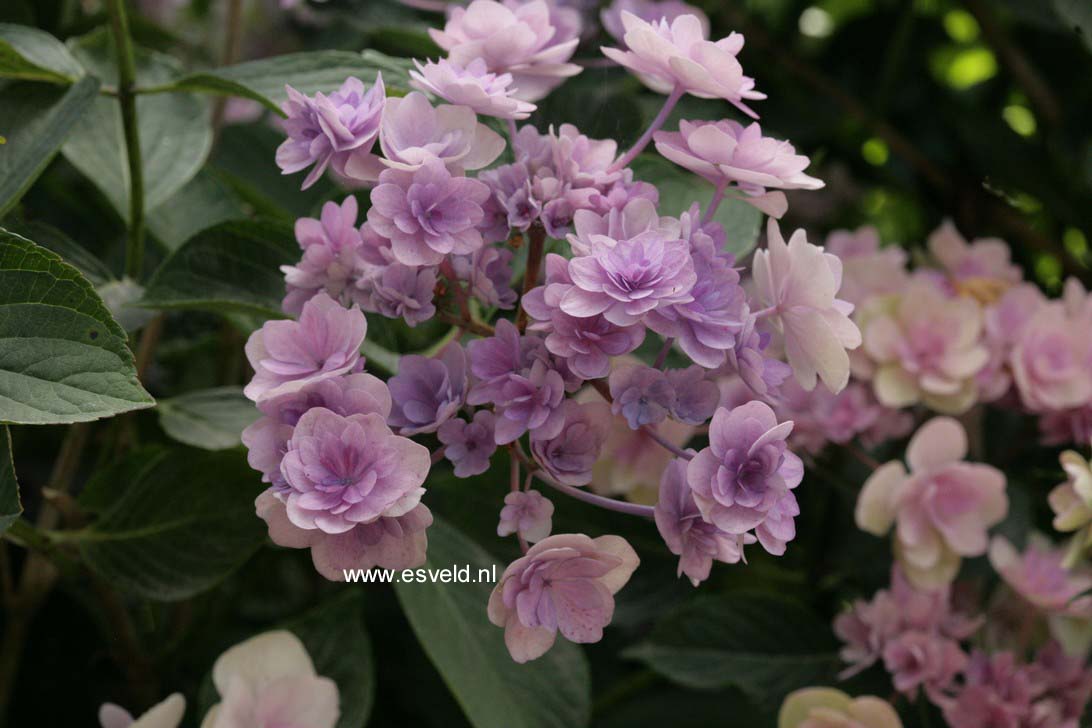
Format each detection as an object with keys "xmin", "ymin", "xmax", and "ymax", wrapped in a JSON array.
[{"xmin": 856, "ymin": 417, "xmax": 1007, "ymax": 587}]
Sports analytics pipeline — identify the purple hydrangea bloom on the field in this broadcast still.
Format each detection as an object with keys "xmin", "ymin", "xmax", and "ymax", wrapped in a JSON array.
[
  {"xmin": 282, "ymin": 196, "xmax": 365, "ymax": 316},
  {"xmin": 244, "ymin": 292, "xmax": 367, "ymax": 402},
  {"xmin": 387, "ymin": 343, "xmax": 468, "ymax": 435},
  {"xmin": 601, "ymin": 0, "xmax": 710, "ymax": 46},
  {"xmin": 451, "ymin": 246, "xmax": 518, "ymax": 310},
  {"xmin": 655, "ymin": 454, "xmax": 753, "ymax": 586},
  {"xmin": 523, "ymin": 254, "xmax": 646, "ymax": 379},
  {"xmin": 365, "ymin": 263, "xmax": 438, "ymax": 327},
  {"xmin": 562, "ymin": 229, "xmax": 696, "ymax": 326},
  {"xmin": 723, "ymin": 315, "xmax": 791, "ymax": 397},
  {"xmin": 467, "ymin": 320, "xmax": 575, "ymax": 443},
  {"xmin": 609, "ymin": 364, "xmax": 674, "ymax": 429},
  {"xmin": 411, "ymin": 57, "xmax": 536, "ymax": 120},
  {"xmin": 566, "ymin": 197, "xmax": 672, "ymax": 255},
  {"xmin": 530, "ymin": 400, "xmax": 613, "ymax": 485},
  {"xmin": 367, "ymin": 158, "xmax": 491, "ymax": 266},
  {"xmin": 497, "ymin": 489, "xmax": 554, "ymax": 542},
  {"xmin": 257, "ymin": 490, "xmax": 432, "ymax": 581},
  {"xmin": 242, "ymin": 372, "xmax": 392, "ymax": 486},
  {"xmin": 646, "ymin": 208, "xmax": 749, "ymax": 368},
  {"xmin": 279, "ymin": 407, "xmax": 430, "ymax": 533},
  {"xmin": 430, "ymin": 0, "xmax": 583, "ymax": 102},
  {"xmin": 276, "ymin": 74, "xmax": 385, "ymax": 190},
  {"xmin": 665, "ymin": 366, "xmax": 719, "ymax": 425},
  {"xmin": 487, "ymin": 534, "xmax": 639, "ymax": 663},
  {"xmin": 437, "ymin": 410, "xmax": 498, "ymax": 477},
  {"xmin": 686, "ymin": 401, "xmax": 803, "ymax": 540}
]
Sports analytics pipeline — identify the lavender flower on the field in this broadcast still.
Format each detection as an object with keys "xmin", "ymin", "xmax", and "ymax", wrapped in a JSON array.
[
  {"xmin": 279, "ymin": 407, "xmax": 430, "ymax": 533},
  {"xmin": 497, "ymin": 490, "xmax": 554, "ymax": 542},
  {"xmin": 451, "ymin": 246, "xmax": 518, "ymax": 310},
  {"xmin": 655, "ymin": 455, "xmax": 753, "ymax": 586},
  {"xmin": 366, "ymin": 263, "xmax": 438, "ymax": 327},
  {"xmin": 530, "ymin": 400, "xmax": 612, "ymax": 485},
  {"xmin": 562, "ymin": 230, "xmax": 696, "ymax": 326},
  {"xmin": 243, "ymin": 292, "xmax": 367, "ymax": 402},
  {"xmin": 242, "ymin": 372, "xmax": 392, "ymax": 486},
  {"xmin": 276, "ymin": 74, "xmax": 385, "ymax": 189},
  {"xmin": 430, "ymin": 0, "xmax": 583, "ymax": 102},
  {"xmin": 654, "ymin": 120, "xmax": 823, "ymax": 218},
  {"xmin": 367, "ymin": 159, "xmax": 491, "ymax": 266},
  {"xmin": 387, "ymin": 343, "xmax": 468, "ymax": 435},
  {"xmin": 411, "ymin": 57, "xmax": 536, "ymax": 120},
  {"xmin": 601, "ymin": 0, "xmax": 709, "ymax": 46},
  {"xmin": 487, "ymin": 534, "xmax": 639, "ymax": 662},
  {"xmin": 257, "ymin": 491, "xmax": 433, "ymax": 581},
  {"xmin": 609, "ymin": 364, "xmax": 674, "ymax": 428},
  {"xmin": 665, "ymin": 366, "xmax": 719, "ymax": 425},
  {"xmin": 523, "ymin": 254, "xmax": 646, "ymax": 379},
  {"xmin": 687, "ymin": 401, "xmax": 803, "ymax": 545},
  {"xmin": 437, "ymin": 410, "xmax": 498, "ymax": 477},
  {"xmin": 282, "ymin": 196, "xmax": 365, "ymax": 316}
]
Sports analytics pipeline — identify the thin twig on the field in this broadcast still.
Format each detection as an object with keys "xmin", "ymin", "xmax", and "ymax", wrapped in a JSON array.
[{"xmin": 516, "ymin": 222, "xmax": 547, "ymax": 331}]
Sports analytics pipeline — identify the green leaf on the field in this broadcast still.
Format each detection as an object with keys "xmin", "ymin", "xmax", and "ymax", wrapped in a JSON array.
[
  {"xmin": 75, "ymin": 447, "xmax": 267, "ymax": 601},
  {"xmin": 146, "ymin": 169, "xmax": 247, "ymax": 251},
  {"xmin": 624, "ymin": 592, "xmax": 839, "ymax": 700},
  {"xmin": 0, "ymin": 426, "xmax": 20, "ymax": 536},
  {"xmin": 394, "ymin": 518, "xmax": 592, "ymax": 728},
  {"xmin": 0, "ymin": 228, "xmax": 153, "ymax": 424},
  {"xmin": 61, "ymin": 29, "xmax": 212, "ymax": 222},
  {"xmin": 287, "ymin": 593, "xmax": 376, "ymax": 728},
  {"xmin": 0, "ymin": 75, "xmax": 100, "ymax": 217},
  {"xmin": 630, "ymin": 154, "xmax": 763, "ymax": 258},
  {"xmin": 1054, "ymin": 0, "xmax": 1092, "ymax": 52},
  {"xmin": 157, "ymin": 386, "xmax": 258, "ymax": 450},
  {"xmin": 4, "ymin": 220, "xmax": 114, "ymax": 285},
  {"xmin": 140, "ymin": 218, "xmax": 296, "ymax": 318},
  {"xmin": 0, "ymin": 23, "xmax": 83, "ymax": 83},
  {"xmin": 162, "ymin": 49, "xmax": 411, "ymax": 115}
]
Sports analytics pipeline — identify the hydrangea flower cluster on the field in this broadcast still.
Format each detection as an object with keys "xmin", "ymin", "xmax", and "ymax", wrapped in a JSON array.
[{"xmin": 251, "ymin": 0, "xmax": 873, "ymax": 664}]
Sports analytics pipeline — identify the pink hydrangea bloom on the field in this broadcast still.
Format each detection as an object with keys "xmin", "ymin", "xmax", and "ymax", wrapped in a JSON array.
[
  {"xmin": 654, "ymin": 120, "xmax": 823, "ymax": 218},
  {"xmin": 772, "ymin": 379, "xmax": 912, "ymax": 455},
  {"xmin": 243, "ymin": 292, "xmax": 367, "ymax": 402},
  {"xmin": 497, "ymin": 489, "xmax": 554, "ymax": 542},
  {"xmin": 430, "ymin": 0, "xmax": 582, "ymax": 102},
  {"xmin": 256, "ymin": 490, "xmax": 433, "ymax": 581},
  {"xmin": 928, "ymin": 219, "xmax": 1022, "ymax": 286},
  {"xmin": 989, "ymin": 535, "xmax": 1092, "ymax": 617},
  {"xmin": 601, "ymin": 12, "xmax": 764, "ymax": 116},
  {"xmin": 976, "ymin": 283, "xmax": 1047, "ymax": 403},
  {"xmin": 655, "ymin": 454, "xmax": 752, "ymax": 586},
  {"xmin": 411, "ymin": 57, "xmax": 536, "ymax": 120},
  {"xmin": 281, "ymin": 196, "xmax": 366, "ymax": 316},
  {"xmin": 279, "ymin": 407, "xmax": 430, "ymax": 533},
  {"xmin": 600, "ymin": 0, "xmax": 709, "ymax": 46},
  {"xmin": 686, "ymin": 401, "xmax": 803, "ymax": 552},
  {"xmin": 752, "ymin": 219, "xmax": 861, "ymax": 393},
  {"xmin": 487, "ymin": 533, "xmax": 639, "ymax": 662},
  {"xmin": 437, "ymin": 410, "xmax": 498, "ymax": 477},
  {"xmin": 858, "ymin": 278, "xmax": 988, "ymax": 414},
  {"xmin": 345, "ymin": 91, "xmax": 504, "ymax": 181},
  {"xmin": 367, "ymin": 158, "xmax": 491, "ymax": 266},
  {"xmin": 778, "ymin": 688, "xmax": 903, "ymax": 728},
  {"xmin": 1010, "ymin": 297, "xmax": 1092, "ymax": 413},
  {"xmin": 834, "ymin": 567, "xmax": 979, "ymax": 693},
  {"xmin": 529, "ymin": 400, "xmax": 613, "ymax": 485},
  {"xmin": 201, "ymin": 631, "xmax": 339, "ymax": 728},
  {"xmin": 276, "ymin": 74, "xmax": 385, "ymax": 189},
  {"xmin": 99, "ymin": 695, "xmax": 185, "ymax": 728},
  {"xmin": 856, "ymin": 417, "xmax": 1008, "ymax": 587},
  {"xmin": 823, "ymin": 226, "xmax": 908, "ymax": 308}
]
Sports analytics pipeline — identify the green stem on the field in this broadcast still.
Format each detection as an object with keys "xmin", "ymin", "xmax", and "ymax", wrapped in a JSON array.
[{"xmin": 106, "ymin": 0, "xmax": 146, "ymax": 280}]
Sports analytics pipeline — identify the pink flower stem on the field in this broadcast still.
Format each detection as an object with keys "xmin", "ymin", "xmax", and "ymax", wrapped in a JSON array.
[
  {"xmin": 703, "ymin": 181, "xmax": 728, "ymax": 224},
  {"xmin": 641, "ymin": 426, "xmax": 693, "ymax": 460},
  {"xmin": 609, "ymin": 84, "xmax": 684, "ymax": 172},
  {"xmin": 431, "ymin": 447, "xmax": 446, "ymax": 465},
  {"xmin": 511, "ymin": 442, "xmax": 654, "ymax": 519},
  {"xmin": 506, "ymin": 118, "xmax": 519, "ymax": 150},
  {"xmin": 752, "ymin": 305, "xmax": 778, "ymax": 320},
  {"xmin": 653, "ymin": 337, "xmax": 675, "ymax": 369},
  {"xmin": 535, "ymin": 473, "xmax": 655, "ymax": 519}
]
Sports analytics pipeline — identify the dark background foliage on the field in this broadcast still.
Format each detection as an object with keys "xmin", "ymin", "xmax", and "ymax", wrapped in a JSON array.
[{"xmin": 0, "ymin": 0, "xmax": 1089, "ymax": 726}]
